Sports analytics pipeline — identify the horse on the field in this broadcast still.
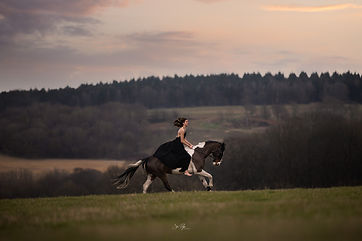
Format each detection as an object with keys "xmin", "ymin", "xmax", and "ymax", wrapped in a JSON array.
[{"xmin": 112, "ymin": 141, "xmax": 225, "ymax": 193}]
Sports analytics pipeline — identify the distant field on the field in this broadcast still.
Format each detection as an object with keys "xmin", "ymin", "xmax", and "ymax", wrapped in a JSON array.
[
  {"xmin": 148, "ymin": 105, "xmax": 271, "ymax": 143},
  {"xmin": 147, "ymin": 103, "xmax": 360, "ymax": 143},
  {"xmin": 0, "ymin": 155, "xmax": 126, "ymax": 174},
  {"xmin": 1, "ymin": 186, "xmax": 361, "ymax": 241}
]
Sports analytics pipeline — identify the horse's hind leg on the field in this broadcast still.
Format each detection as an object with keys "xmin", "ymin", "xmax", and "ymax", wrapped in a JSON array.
[
  {"xmin": 159, "ymin": 174, "xmax": 174, "ymax": 192},
  {"xmin": 143, "ymin": 174, "xmax": 156, "ymax": 194}
]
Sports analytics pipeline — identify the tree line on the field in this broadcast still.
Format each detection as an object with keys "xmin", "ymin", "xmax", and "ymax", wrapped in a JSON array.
[
  {"xmin": 0, "ymin": 102, "xmax": 150, "ymax": 159},
  {"xmin": 214, "ymin": 110, "xmax": 362, "ymax": 189},
  {"xmin": 1, "ymin": 72, "xmax": 361, "ymax": 110}
]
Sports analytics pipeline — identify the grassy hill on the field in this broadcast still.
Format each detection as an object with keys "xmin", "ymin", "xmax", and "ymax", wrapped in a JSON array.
[
  {"xmin": 1, "ymin": 186, "xmax": 361, "ymax": 241},
  {"xmin": 147, "ymin": 103, "xmax": 360, "ymax": 143}
]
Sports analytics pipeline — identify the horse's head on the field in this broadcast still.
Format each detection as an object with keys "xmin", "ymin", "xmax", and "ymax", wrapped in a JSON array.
[{"xmin": 208, "ymin": 141, "xmax": 225, "ymax": 166}]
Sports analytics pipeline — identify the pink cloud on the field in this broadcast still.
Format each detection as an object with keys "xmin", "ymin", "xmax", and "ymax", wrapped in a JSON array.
[{"xmin": 262, "ymin": 3, "xmax": 362, "ymax": 13}]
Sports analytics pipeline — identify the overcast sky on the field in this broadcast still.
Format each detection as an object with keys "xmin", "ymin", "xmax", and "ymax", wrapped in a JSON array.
[{"xmin": 1, "ymin": 0, "xmax": 361, "ymax": 91}]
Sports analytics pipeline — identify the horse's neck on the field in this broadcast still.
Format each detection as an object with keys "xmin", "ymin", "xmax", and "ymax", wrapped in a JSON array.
[{"xmin": 199, "ymin": 142, "xmax": 216, "ymax": 156}]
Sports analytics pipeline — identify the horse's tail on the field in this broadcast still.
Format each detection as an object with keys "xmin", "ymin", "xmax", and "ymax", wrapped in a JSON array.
[{"xmin": 112, "ymin": 159, "xmax": 147, "ymax": 189}]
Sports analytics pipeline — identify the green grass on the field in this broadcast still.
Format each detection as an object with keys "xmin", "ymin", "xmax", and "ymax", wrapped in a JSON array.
[
  {"xmin": 1, "ymin": 186, "xmax": 362, "ymax": 241},
  {"xmin": 147, "ymin": 103, "xmax": 359, "ymax": 142}
]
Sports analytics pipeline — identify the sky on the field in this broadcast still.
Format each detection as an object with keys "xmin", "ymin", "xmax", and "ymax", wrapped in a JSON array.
[{"xmin": 0, "ymin": 0, "xmax": 362, "ymax": 91}]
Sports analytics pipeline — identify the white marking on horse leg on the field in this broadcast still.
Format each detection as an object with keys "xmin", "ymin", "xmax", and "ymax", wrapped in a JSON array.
[
  {"xmin": 187, "ymin": 161, "xmax": 197, "ymax": 174},
  {"xmin": 143, "ymin": 174, "xmax": 153, "ymax": 194},
  {"xmin": 198, "ymin": 176, "xmax": 208, "ymax": 188},
  {"xmin": 171, "ymin": 160, "xmax": 196, "ymax": 175},
  {"xmin": 196, "ymin": 169, "xmax": 213, "ymax": 187}
]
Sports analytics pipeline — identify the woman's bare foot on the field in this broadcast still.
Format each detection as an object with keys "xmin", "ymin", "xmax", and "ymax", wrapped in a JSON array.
[{"xmin": 184, "ymin": 170, "xmax": 192, "ymax": 176}]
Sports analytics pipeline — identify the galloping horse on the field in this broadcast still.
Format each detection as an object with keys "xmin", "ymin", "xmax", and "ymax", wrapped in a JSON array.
[{"xmin": 113, "ymin": 141, "xmax": 225, "ymax": 193}]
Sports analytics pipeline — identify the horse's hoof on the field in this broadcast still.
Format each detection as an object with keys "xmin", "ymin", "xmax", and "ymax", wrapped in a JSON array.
[{"xmin": 206, "ymin": 187, "xmax": 212, "ymax": 191}]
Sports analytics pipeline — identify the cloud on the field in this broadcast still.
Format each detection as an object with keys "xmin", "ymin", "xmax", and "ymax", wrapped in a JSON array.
[
  {"xmin": 0, "ymin": 30, "xmax": 206, "ymax": 68},
  {"xmin": 124, "ymin": 31, "xmax": 196, "ymax": 45},
  {"xmin": 62, "ymin": 25, "xmax": 93, "ymax": 36},
  {"xmin": 0, "ymin": 0, "xmax": 135, "ymax": 37},
  {"xmin": 262, "ymin": 3, "xmax": 362, "ymax": 13},
  {"xmin": 102, "ymin": 31, "xmax": 210, "ymax": 67},
  {"xmin": 0, "ymin": 0, "xmax": 133, "ymax": 17},
  {"xmin": 0, "ymin": 30, "xmax": 224, "ymax": 91}
]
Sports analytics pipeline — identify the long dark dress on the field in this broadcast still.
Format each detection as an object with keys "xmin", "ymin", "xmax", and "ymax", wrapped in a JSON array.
[{"xmin": 153, "ymin": 134, "xmax": 191, "ymax": 171}]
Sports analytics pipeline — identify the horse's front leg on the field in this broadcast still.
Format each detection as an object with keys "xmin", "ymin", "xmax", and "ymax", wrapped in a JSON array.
[
  {"xmin": 188, "ymin": 160, "xmax": 197, "ymax": 174},
  {"xmin": 171, "ymin": 161, "xmax": 197, "ymax": 175},
  {"xmin": 198, "ymin": 176, "xmax": 208, "ymax": 189},
  {"xmin": 196, "ymin": 169, "xmax": 213, "ymax": 191}
]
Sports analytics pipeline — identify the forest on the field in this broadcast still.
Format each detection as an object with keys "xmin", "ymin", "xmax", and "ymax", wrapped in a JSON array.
[
  {"xmin": 1, "ymin": 71, "xmax": 362, "ymax": 110},
  {"xmin": 0, "ymin": 102, "xmax": 150, "ymax": 159},
  {"xmin": 1, "ymin": 71, "xmax": 362, "ymax": 198}
]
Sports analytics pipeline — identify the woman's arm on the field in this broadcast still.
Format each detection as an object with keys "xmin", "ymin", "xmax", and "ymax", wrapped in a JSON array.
[{"xmin": 179, "ymin": 128, "xmax": 193, "ymax": 148}]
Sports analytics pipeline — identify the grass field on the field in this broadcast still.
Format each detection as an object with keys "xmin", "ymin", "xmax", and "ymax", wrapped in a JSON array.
[{"xmin": 1, "ymin": 186, "xmax": 361, "ymax": 241}]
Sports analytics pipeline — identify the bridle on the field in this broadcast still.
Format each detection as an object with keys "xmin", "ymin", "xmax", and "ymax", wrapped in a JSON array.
[{"xmin": 210, "ymin": 152, "xmax": 223, "ymax": 166}]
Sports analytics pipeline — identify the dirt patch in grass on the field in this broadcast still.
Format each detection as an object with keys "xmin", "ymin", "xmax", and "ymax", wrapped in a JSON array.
[{"xmin": 0, "ymin": 155, "xmax": 126, "ymax": 174}]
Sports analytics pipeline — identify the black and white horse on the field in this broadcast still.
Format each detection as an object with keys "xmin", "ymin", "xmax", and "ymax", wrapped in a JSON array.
[{"xmin": 113, "ymin": 141, "xmax": 225, "ymax": 193}]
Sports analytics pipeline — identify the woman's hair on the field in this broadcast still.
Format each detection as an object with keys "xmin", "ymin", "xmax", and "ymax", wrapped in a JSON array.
[{"xmin": 174, "ymin": 117, "xmax": 187, "ymax": 127}]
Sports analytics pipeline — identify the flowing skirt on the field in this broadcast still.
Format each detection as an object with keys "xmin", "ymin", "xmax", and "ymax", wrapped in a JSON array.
[{"xmin": 153, "ymin": 137, "xmax": 191, "ymax": 171}]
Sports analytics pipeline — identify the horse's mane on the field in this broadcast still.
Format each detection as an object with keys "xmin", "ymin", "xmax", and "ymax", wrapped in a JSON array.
[
  {"xmin": 205, "ymin": 140, "xmax": 225, "ymax": 152},
  {"xmin": 205, "ymin": 140, "xmax": 221, "ymax": 144}
]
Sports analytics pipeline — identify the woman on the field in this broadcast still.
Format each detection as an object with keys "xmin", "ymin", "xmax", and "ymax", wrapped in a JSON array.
[{"xmin": 153, "ymin": 117, "xmax": 193, "ymax": 176}]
